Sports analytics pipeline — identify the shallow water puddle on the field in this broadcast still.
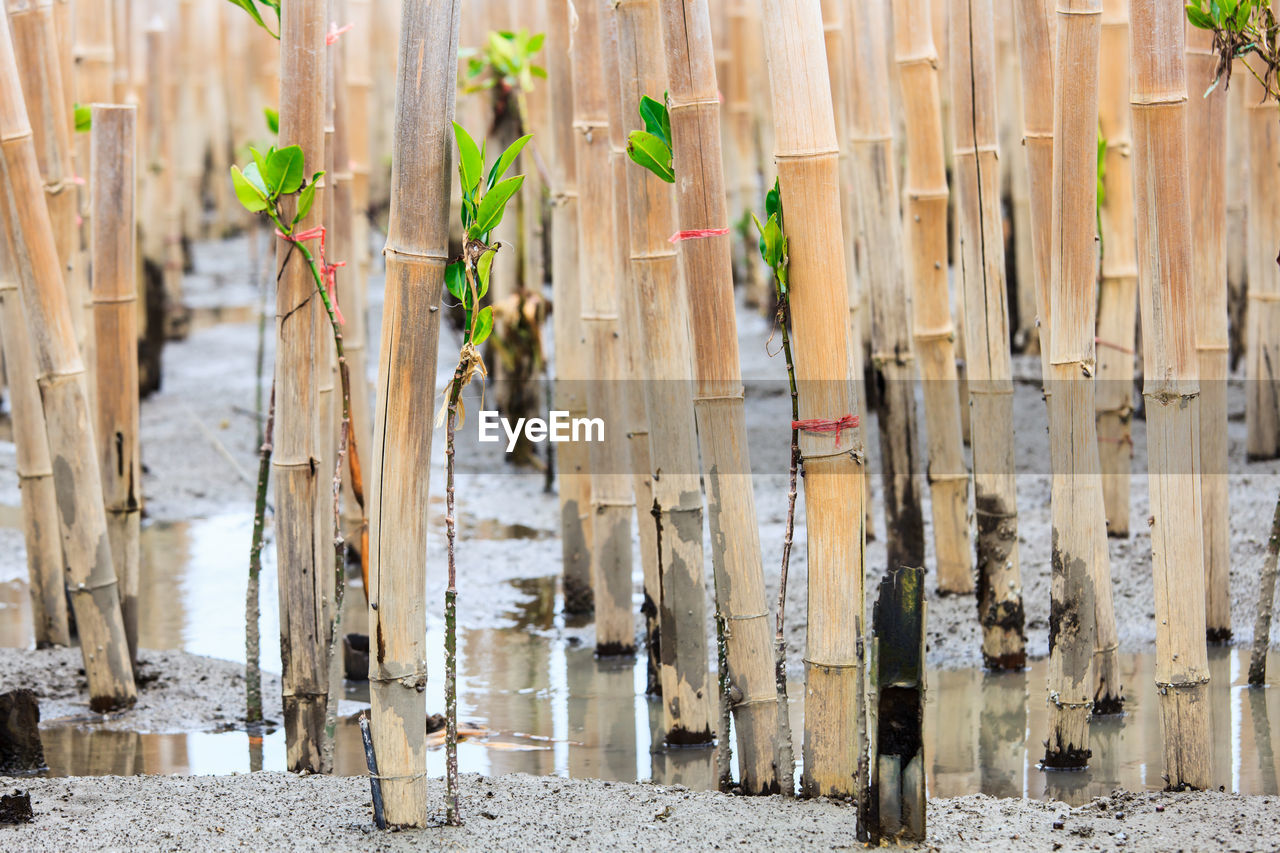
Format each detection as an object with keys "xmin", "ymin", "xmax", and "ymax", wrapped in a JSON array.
[{"xmin": 3, "ymin": 515, "xmax": 1279, "ymax": 805}]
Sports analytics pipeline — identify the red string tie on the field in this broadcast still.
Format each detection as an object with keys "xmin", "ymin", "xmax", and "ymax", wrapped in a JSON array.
[
  {"xmin": 276, "ymin": 225, "xmax": 346, "ymax": 325},
  {"xmin": 1094, "ymin": 337, "xmax": 1134, "ymax": 355},
  {"xmin": 792, "ymin": 414, "xmax": 860, "ymax": 448},
  {"xmin": 669, "ymin": 227, "xmax": 730, "ymax": 244},
  {"xmin": 326, "ymin": 22, "xmax": 353, "ymax": 45}
]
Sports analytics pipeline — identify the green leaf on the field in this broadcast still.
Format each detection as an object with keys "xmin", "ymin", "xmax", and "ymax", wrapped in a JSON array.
[
  {"xmin": 227, "ymin": 0, "xmax": 278, "ymax": 38},
  {"xmin": 293, "ymin": 181, "xmax": 317, "ymax": 224},
  {"xmin": 476, "ymin": 249, "xmax": 496, "ymax": 300},
  {"xmin": 765, "ymin": 179, "xmax": 782, "ymax": 221},
  {"xmin": 1234, "ymin": 0, "xmax": 1252, "ymax": 30},
  {"xmin": 231, "ymin": 165, "xmax": 269, "ymax": 212},
  {"xmin": 454, "ymin": 122, "xmax": 483, "ymax": 194},
  {"xmin": 73, "ymin": 103, "xmax": 91, "ymax": 133},
  {"xmin": 526, "ymin": 32, "xmax": 545, "ymax": 54},
  {"xmin": 446, "ymin": 262, "xmax": 467, "ymax": 302},
  {"xmin": 487, "ymin": 134, "xmax": 532, "ymax": 190},
  {"xmin": 242, "ymin": 161, "xmax": 269, "ymax": 197},
  {"xmin": 626, "ymin": 131, "xmax": 674, "ymax": 183},
  {"xmin": 472, "ymin": 305, "xmax": 494, "ymax": 346},
  {"xmin": 530, "ymin": 65, "xmax": 548, "ymax": 79},
  {"xmin": 1186, "ymin": 3, "xmax": 1215, "ymax": 28},
  {"xmin": 266, "ymin": 144, "xmax": 305, "ymax": 196},
  {"xmin": 264, "ymin": 107, "xmax": 279, "ymax": 135},
  {"xmin": 638, "ymin": 95, "xmax": 670, "ymax": 147},
  {"xmin": 475, "ymin": 175, "xmax": 525, "ymax": 236}
]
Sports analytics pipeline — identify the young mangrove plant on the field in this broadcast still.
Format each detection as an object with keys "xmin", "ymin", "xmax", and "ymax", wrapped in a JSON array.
[
  {"xmin": 656, "ymin": 0, "xmax": 782, "ymax": 794},
  {"xmin": 437, "ymin": 121, "xmax": 526, "ymax": 827},
  {"xmin": 758, "ymin": 0, "xmax": 867, "ymax": 799},
  {"xmin": 752, "ymin": 181, "xmax": 797, "ymax": 796},
  {"xmin": 615, "ymin": 0, "xmax": 715, "ymax": 750}
]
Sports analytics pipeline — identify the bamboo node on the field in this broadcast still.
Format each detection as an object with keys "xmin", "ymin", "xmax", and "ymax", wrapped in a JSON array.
[
  {"xmin": 692, "ymin": 391, "xmax": 745, "ymax": 402},
  {"xmin": 369, "ymin": 668, "xmax": 427, "ymax": 689},
  {"xmin": 953, "ymin": 144, "xmax": 1000, "ymax": 157},
  {"xmin": 725, "ymin": 612, "xmax": 769, "ymax": 621},
  {"xmin": 382, "ymin": 247, "xmax": 449, "ymax": 266},
  {"xmin": 581, "ymin": 313, "xmax": 620, "ymax": 322},
  {"xmin": 773, "ymin": 147, "xmax": 840, "ymax": 161},
  {"xmin": 368, "ymin": 771, "xmax": 428, "ymax": 782},
  {"xmin": 1095, "ymin": 337, "xmax": 1134, "ymax": 355},
  {"xmin": 70, "ymin": 577, "xmax": 118, "ymax": 594},
  {"xmin": 1154, "ymin": 676, "xmax": 1210, "ymax": 694},
  {"xmin": 975, "ymin": 506, "xmax": 1017, "ymax": 519},
  {"xmin": 1247, "ymin": 291, "xmax": 1280, "ymax": 303},
  {"xmin": 803, "ymin": 658, "xmax": 859, "ymax": 670}
]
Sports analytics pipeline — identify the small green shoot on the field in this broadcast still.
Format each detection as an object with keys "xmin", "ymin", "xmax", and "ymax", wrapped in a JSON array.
[{"xmin": 626, "ymin": 95, "xmax": 674, "ymax": 183}]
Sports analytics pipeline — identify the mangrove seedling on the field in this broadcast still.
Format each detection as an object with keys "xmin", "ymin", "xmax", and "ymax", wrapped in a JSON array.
[
  {"xmin": 753, "ymin": 179, "xmax": 797, "ymax": 797},
  {"xmin": 437, "ymin": 121, "xmax": 528, "ymax": 826},
  {"xmin": 625, "ymin": 94, "xmax": 674, "ymax": 184}
]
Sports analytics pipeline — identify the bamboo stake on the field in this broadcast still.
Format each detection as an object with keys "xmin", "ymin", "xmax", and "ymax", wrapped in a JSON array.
[
  {"xmin": 140, "ymin": 18, "xmax": 179, "ymax": 399},
  {"xmin": 1013, "ymin": 0, "xmax": 1055, "ymax": 385},
  {"xmin": 90, "ymin": 104, "xmax": 141, "ymax": 666},
  {"xmin": 950, "ymin": 0, "xmax": 1025, "ymax": 670},
  {"xmin": 1043, "ymin": 0, "xmax": 1103, "ymax": 768},
  {"xmin": 571, "ymin": 0, "xmax": 633, "ymax": 656},
  {"xmin": 615, "ymin": 0, "xmax": 716, "ymax": 746},
  {"xmin": 1246, "ymin": 42, "xmax": 1280, "ymax": 459},
  {"xmin": 73, "ymin": 0, "xmax": 114, "ymax": 381},
  {"xmin": 367, "ymin": 0, "xmax": 460, "ymax": 827},
  {"xmin": 1096, "ymin": 0, "xmax": 1136, "ymax": 539},
  {"xmin": 545, "ymin": 0, "xmax": 594, "ymax": 615},
  {"xmin": 849, "ymin": 0, "xmax": 926, "ymax": 577},
  {"xmin": 0, "ymin": 9, "xmax": 135, "ymax": 711},
  {"xmin": 758, "ymin": 0, "xmax": 866, "ymax": 799},
  {"xmin": 111, "ymin": 0, "xmax": 133, "ymax": 105},
  {"xmin": 5, "ymin": 0, "xmax": 77, "ymax": 334},
  {"xmin": 0, "ymin": 203, "xmax": 68, "ymax": 648},
  {"xmin": 1128, "ymin": 0, "xmax": 1210, "ymax": 791},
  {"xmin": 1248, "ymin": 493, "xmax": 1280, "ymax": 685},
  {"xmin": 274, "ymin": 0, "xmax": 328, "ymax": 775},
  {"xmin": 892, "ymin": 0, "xmax": 973, "ymax": 596},
  {"xmin": 658, "ymin": 0, "xmax": 781, "ymax": 793},
  {"xmin": 1226, "ymin": 67, "xmax": 1248, "ymax": 370},
  {"xmin": 1186, "ymin": 21, "xmax": 1230, "ymax": 641},
  {"xmin": 599, "ymin": 8, "xmax": 662, "ymax": 690}
]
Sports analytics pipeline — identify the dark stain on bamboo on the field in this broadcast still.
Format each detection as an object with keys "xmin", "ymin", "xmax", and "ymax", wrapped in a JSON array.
[
  {"xmin": 872, "ymin": 360, "xmax": 926, "ymax": 573},
  {"xmin": 51, "ymin": 456, "xmax": 74, "ymax": 526},
  {"xmin": 560, "ymin": 498, "xmax": 593, "ymax": 615},
  {"xmin": 975, "ymin": 493, "xmax": 1026, "ymax": 670}
]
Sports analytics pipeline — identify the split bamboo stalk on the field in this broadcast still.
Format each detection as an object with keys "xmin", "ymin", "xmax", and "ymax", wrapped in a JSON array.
[
  {"xmin": 1246, "ymin": 42, "xmax": 1280, "ymax": 459},
  {"xmin": 599, "ymin": 3, "xmax": 662, "ymax": 689},
  {"xmin": 0, "ymin": 9, "xmax": 136, "ymax": 710},
  {"xmin": 949, "ymin": 0, "xmax": 1025, "ymax": 670},
  {"xmin": 367, "ymin": 0, "xmax": 461, "ymax": 827},
  {"xmin": 658, "ymin": 0, "xmax": 781, "ymax": 793},
  {"xmin": 571, "ymin": 0, "xmax": 633, "ymax": 656},
  {"xmin": 892, "ymin": 0, "xmax": 972, "ymax": 595},
  {"xmin": 0, "ymin": 209, "xmax": 68, "ymax": 648},
  {"xmin": 1043, "ymin": 0, "xmax": 1103, "ymax": 768},
  {"xmin": 274, "ymin": 0, "xmax": 328, "ymax": 775},
  {"xmin": 1128, "ymin": 0, "xmax": 1210, "ymax": 791},
  {"xmin": 1013, "ymin": 0, "xmax": 1055, "ymax": 385},
  {"xmin": 545, "ymin": 0, "xmax": 594, "ymax": 614},
  {"xmin": 5, "ymin": 0, "xmax": 78, "ymax": 336},
  {"xmin": 849, "ymin": 0, "xmax": 926, "ymax": 576},
  {"xmin": 90, "ymin": 104, "xmax": 141, "ymax": 665},
  {"xmin": 758, "ymin": 0, "xmax": 866, "ymax": 799},
  {"xmin": 1186, "ymin": 22, "xmax": 1230, "ymax": 641},
  {"xmin": 1096, "ymin": 0, "xmax": 1137, "ymax": 539},
  {"xmin": 73, "ymin": 0, "xmax": 114, "ymax": 381},
  {"xmin": 614, "ymin": 0, "xmax": 716, "ymax": 746}
]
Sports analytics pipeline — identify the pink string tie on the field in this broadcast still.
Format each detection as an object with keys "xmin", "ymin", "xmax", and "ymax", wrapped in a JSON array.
[
  {"xmin": 326, "ymin": 22, "xmax": 353, "ymax": 45},
  {"xmin": 669, "ymin": 227, "xmax": 730, "ymax": 244},
  {"xmin": 276, "ymin": 225, "xmax": 346, "ymax": 325},
  {"xmin": 792, "ymin": 414, "xmax": 861, "ymax": 448}
]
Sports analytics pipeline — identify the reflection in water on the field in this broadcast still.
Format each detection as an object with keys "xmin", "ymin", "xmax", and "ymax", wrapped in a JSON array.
[{"xmin": 3, "ymin": 517, "xmax": 1279, "ymax": 805}]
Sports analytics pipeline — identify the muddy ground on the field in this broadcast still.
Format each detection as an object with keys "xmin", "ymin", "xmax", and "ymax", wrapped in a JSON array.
[
  {"xmin": 2, "ymin": 232, "xmax": 1280, "ymax": 848},
  {"xmin": 2, "ymin": 773, "xmax": 1276, "ymax": 852}
]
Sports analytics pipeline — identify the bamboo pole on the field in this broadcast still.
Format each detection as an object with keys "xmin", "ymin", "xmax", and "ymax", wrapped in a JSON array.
[
  {"xmin": 1013, "ymin": 0, "xmax": 1055, "ymax": 385},
  {"xmin": 90, "ymin": 104, "xmax": 141, "ymax": 665},
  {"xmin": 849, "ymin": 0, "xmax": 926, "ymax": 576},
  {"xmin": 1043, "ymin": 0, "xmax": 1104, "ymax": 768},
  {"xmin": 274, "ymin": 0, "xmax": 328, "ymax": 775},
  {"xmin": 545, "ymin": 0, "xmax": 594, "ymax": 614},
  {"xmin": 570, "ymin": 0, "xmax": 633, "ymax": 656},
  {"xmin": 949, "ymin": 0, "xmax": 1025, "ymax": 670},
  {"xmin": 1128, "ymin": 0, "xmax": 1210, "ymax": 791},
  {"xmin": 0, "ymin": 205, "xmax": 68, "ymax": 648},
  {"xmin": 658, "ymin": 0, "xmax": 781, "ymax": 793},
  {"xmin": 73, "ymin": 0, "xmax": 114, "ymax": 380},
  {"xmin": 1186, "ymin": 22, "xmax": 1230, "ymax": 641},
  {"xmin": 892, "ymin": 0, "xmax": 972, "ymax": 595},
  {"xmin": 367, "ymin": 0, "xmax": 461, "ymax": 827},
  {"xmin": 599, "ymin": 3, "xmax": 662, "ymax": 690},
  {"xmin": 1246, "ymin": 41, "xmax": 1280, "ymax": 459},
  {"xmin": 5, "ymin": 0, "xmax": 78, "ymax": 336},
  {"xmin": 0, "ymin": 9, "xmax": 135, "ymax": 711},
  {"xmin": 1096, "ymin": 0, "xmax": 1136, "ymax": 539},
  {"xmin": 1226, "ymin": 67, "xmax": 1248, "ymax": 369},
  {"xmin": 758, "ymin": 0, "xmax": 866, "ymax": 799},
  {"xmin": 111, "ymin": 0, "xmax": 133, "ymax": 104},
  {"xmin": 614, "ymin": 0, "xmax": 716, "ymax": 746}
]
